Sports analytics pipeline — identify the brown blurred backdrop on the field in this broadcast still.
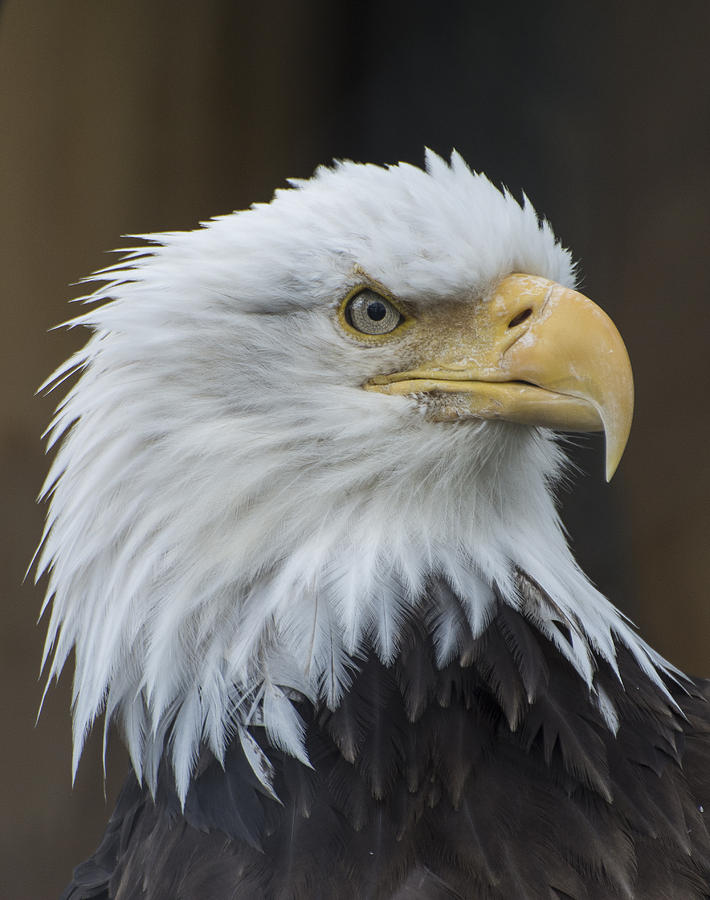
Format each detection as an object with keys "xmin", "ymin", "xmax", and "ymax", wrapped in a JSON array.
[{"xmin": 1, "ymin": 2, "xmax": 708, "ymax": 897}]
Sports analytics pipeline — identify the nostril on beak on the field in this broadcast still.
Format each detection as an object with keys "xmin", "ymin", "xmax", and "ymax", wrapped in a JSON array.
[{"xmin": 508, "ymin": 308, "xmax": 532, "ymax": 329}]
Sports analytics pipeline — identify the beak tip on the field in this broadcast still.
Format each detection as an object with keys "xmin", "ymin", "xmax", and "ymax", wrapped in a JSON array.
[
  {"xmin": 600, "ymin": 379, "xmax": 634, "ymax": 484},
  {"xmin": 604, "ymin": 430, "xmax": 629, "ymax": 482}
]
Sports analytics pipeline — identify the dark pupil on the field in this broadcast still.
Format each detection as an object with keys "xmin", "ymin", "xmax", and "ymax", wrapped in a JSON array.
[{"xmin": 367, "ymin": 300, "xmax": 387, "ymax": 321}]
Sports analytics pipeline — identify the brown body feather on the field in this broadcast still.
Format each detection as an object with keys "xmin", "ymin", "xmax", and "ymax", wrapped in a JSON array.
[{"xmin": 62, "ymin": 577, "xmax": 710, "ymax": 899}]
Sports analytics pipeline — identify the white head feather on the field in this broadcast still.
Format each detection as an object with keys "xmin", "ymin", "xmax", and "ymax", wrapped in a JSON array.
[{"xmin": 37, "ymin": 151, "xmax": 672, "ymax": 801}]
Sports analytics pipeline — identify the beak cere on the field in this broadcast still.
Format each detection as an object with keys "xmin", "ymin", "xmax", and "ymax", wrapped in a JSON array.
[{"xmin": 365, "ymin": 274, "xmax": 634, "ymax": 481}]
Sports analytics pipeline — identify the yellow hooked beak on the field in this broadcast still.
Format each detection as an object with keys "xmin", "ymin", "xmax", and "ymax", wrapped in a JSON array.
[{"xmin": 365, "ymin": 274, "xmax": 634, "ymax": 481}]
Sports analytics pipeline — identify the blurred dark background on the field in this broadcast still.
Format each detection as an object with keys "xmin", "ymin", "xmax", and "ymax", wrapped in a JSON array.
[{"xmin": 1, "ymin": 2, "xmax": 708, "ymax": 897}]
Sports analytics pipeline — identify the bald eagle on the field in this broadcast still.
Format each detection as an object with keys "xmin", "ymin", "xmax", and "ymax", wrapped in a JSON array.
[{"xmin": 39, "ymin": 153, "xmax": 710, "ymax": 899}]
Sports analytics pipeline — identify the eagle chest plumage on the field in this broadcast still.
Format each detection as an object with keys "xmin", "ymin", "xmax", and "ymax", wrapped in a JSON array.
[
  {"xmin": 65, "ymin": 575, "xmax": 710, "ymax": 899},
  {"xmin": 41, "ymin": 154, "xmax": 710, "ymax": 898}
]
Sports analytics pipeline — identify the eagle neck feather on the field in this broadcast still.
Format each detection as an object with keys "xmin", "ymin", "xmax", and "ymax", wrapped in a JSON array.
[{"xmin": 45, "ymin": 446, "xmax": 673, "ymax": 802}]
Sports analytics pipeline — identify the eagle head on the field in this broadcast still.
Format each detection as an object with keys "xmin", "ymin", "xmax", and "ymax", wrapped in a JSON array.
[{"xmin": 38, "ymin": 151, "xmax": 659, "ymax": 802}]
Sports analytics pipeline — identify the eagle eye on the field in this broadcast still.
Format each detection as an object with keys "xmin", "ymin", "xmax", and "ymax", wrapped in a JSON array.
[{"xmin": 344, "ymin": 289, "xmax": 403, "ymax": 335}]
